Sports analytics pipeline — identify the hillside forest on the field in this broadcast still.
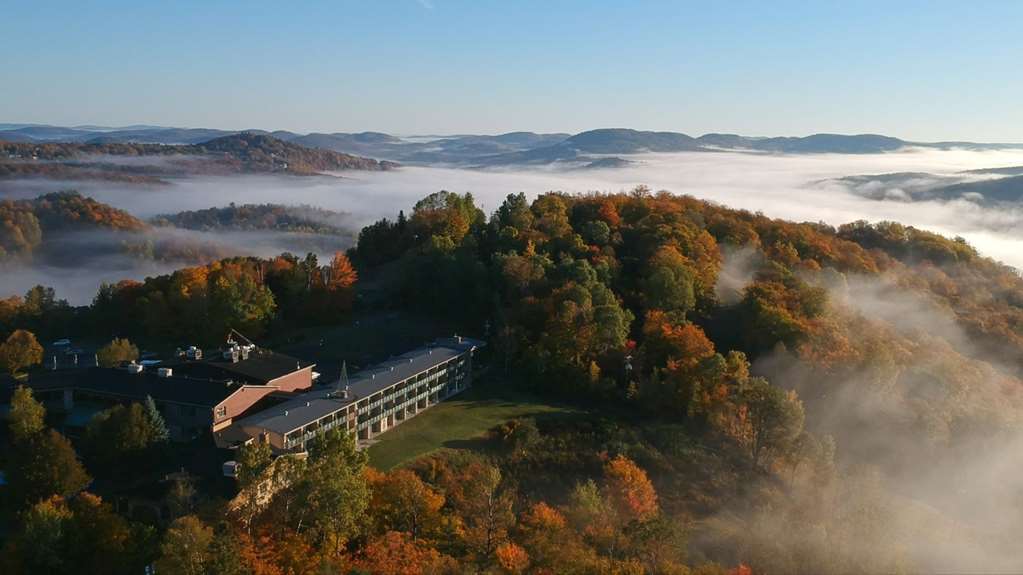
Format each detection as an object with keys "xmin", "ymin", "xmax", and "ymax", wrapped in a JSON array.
[{"xmin": 2, "ymin": 187, "xmax": 1023, "ymax": 573}]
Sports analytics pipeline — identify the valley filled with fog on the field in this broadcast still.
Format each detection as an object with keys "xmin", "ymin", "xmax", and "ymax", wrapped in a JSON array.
[{"xmin": 4, "ymin": 146, "xmax": 1023, "ymax": 304}]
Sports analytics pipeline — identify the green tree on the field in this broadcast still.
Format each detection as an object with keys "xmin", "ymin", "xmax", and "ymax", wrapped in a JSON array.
[
  {"xmin": 65, "ymin": 493, "xmax": 150, "ymax": 575},
  {"xmin": 205, "ymin": 523, "xmax": 251, "ymax": 575},
  {"xmin": 0, "ymin": 329, "xmax": 43, "ymax": 376},
  {"xmin": 592, "ymin": 302, "xmax": 632, "ymax": 353},
  {"xmin": 144, "ymin": 395, "xmax": 170, "ymax": 442},
  {"xmin": 235, "ymin": 439, "xmax": 272, "ymax": 489},
  {"xmin": 453, "ymin": 462, "xmax": 514, "ymax": 563},
  {"xmin": 154, "ymin": 515, "xmax": 214, "ymax": 575},
  {"xmin": 22, "ymin": 285, "xmax": 59, "ymax": 317},
  {"xmin": 626, "ymin": 515, "xmax": 688, "ymax": 574},
  {"xmin": 4, "ymin": 478, "xmax": 150, "ymax": 572},
  {"xmin": 299, "ymin": 428, "xmax": 370, "ymax": 553},
  {"xmin": 495, "ymin": 192, "xmax": 535, "ymax": 233},
  {"xmin": 8, "ymin": 385, "xmax": 45, "ymax": 442},
  {"xmin": 741, "ymin": 377, "xmax": 806, "ymax": 469},
  {"xmin": 410, "ymin": 190, "xmax": 485, "ymax": 245},
  {"xmin": 9, "ymin": 495, "xmax": 72, "ymax": 573},
  {"xmin": 96, "ymin": 337, "xmax": 139, "ymax": 367},
  {"xmin": 568, "ymin": 478, "xmax": 615, "ymax": 552},
  {"xmin": 85, "ymin": 403, "xmax": 162, "ymax": 466},
  {"xmin": 8, "ymin": 429, "xmax": 91, "ymax": 508},
  {"xmin": 641, "ymin": 247, "xmax": 697, "ymax": 316},
  {"xmin": 208, "ymin": 269, "xmax": 276, "ymax": 338}
]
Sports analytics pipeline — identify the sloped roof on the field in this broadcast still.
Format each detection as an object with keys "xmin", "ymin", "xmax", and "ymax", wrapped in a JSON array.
[{"xmin": 238, "ymin": 337, "xmax": 483, "ymax": 436}]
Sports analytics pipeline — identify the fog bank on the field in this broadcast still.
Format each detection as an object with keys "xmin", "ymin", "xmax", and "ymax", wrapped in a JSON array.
[{"xmin": 4, "ymin": 147, "xmax": 1023, "ymax": 303}]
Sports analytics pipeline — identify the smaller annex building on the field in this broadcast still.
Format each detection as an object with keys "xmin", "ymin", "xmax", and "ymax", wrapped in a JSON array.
[
  {"xmin": 221, "ymin": 336, "xmax": 484, "ymax": 452},
  {"xmin": 6, "ymin": 341, "xmax": 314, "ymax": 441}
]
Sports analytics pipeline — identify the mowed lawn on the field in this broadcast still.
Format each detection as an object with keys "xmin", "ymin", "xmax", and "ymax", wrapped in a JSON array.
[{"xmin": 367, "ymin": 377, "xmax": 578, "ymax": 470}]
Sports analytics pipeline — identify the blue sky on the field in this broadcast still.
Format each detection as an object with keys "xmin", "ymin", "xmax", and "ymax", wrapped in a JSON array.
[{"xmin": 1, "ymin": 0, "xmax": 1021, "ymax": 140}]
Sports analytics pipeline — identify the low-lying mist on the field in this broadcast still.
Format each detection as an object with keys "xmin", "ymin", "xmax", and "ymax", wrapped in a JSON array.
[
  {"xmin": 0, "ymin": 225, "xmax": 354, "ymax": 304},
  {"xmin": 704, "ymin": 244, "xmax": 1023, "ymax": 573},
  {"xmin": 4, "ymin": 146, "xmax": 1023, "ymax": 303}
]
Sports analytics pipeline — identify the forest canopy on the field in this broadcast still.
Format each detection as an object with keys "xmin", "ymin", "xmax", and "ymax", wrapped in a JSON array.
[{"xmin": 4, "ymin": 187, "xmax": 1023, "ymax": 573}]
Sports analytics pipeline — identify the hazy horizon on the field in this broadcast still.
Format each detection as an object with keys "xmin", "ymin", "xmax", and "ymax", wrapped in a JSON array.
[
  {"xmin": 3, "ymin": 1, "xmax": 1022, "ymax": 141},
  {"xmin": 4, "ymin": 122, "xmax": 1023, "ymax": 145}
]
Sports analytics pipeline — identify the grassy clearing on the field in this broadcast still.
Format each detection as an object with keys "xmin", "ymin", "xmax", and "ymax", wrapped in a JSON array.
[{"xmin": 367, "ymin": 377, "xmax": 578, "ymax": 470}]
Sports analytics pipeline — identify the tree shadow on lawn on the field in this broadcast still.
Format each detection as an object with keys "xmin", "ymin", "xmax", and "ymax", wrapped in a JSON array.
[{"xmin": 439, "ymin": 409, "xmax": 592, "ymax": 453}]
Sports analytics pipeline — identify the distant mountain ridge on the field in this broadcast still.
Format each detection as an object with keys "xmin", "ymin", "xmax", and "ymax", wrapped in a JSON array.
[
  {"xmin": 4, "ymin": 124, "xmax": 1023, "ymax": 168},
  {"xmin": 469, "ymin": 130, "xmax": 921, "ymax": 167},
  {"xmin": 828, "ymin": 165, "xmax": 1023, "ymax": 205},
  {"xmin": 0, "ymin": 133, "xmax": 396, "ymax": 183}
]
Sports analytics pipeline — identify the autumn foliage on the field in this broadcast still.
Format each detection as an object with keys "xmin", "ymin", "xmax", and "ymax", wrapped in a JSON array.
[{"xmin": 603, "ymin": 454, "xmax": 659, "ymax": 523}]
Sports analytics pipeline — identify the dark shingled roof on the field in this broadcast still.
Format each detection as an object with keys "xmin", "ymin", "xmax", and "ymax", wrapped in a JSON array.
[
  {"xmin": 17, "ymin": 367, "xmax": 246, "ymax": 407},
  {"xmin": 168, "ymin": 350, "xmax": 312, "ymax": 385}
]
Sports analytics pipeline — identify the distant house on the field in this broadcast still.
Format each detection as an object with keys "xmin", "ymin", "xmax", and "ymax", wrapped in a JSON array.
[{"xmin": 222, "ymin": 337, "xmax": 484, "ymax": 452}]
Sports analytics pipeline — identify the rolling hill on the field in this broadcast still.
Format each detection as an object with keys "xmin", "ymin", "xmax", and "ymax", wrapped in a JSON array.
[
  {"xmin": 5, "ymin": 124, "xmax": 1023, "ymax": 169},
  {"xmin": 0, "ymin": 133, "xmax": 396, "ymax": 183}
]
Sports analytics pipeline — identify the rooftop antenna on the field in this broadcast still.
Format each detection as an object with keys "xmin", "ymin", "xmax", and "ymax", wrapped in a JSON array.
[
  {"xmin": 226, "ymin": 328, "xmax": 255, "ymax": 348},
  {"xmin": 337, "ymin": 361, "xmax": 351, "ymax": 398}
]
